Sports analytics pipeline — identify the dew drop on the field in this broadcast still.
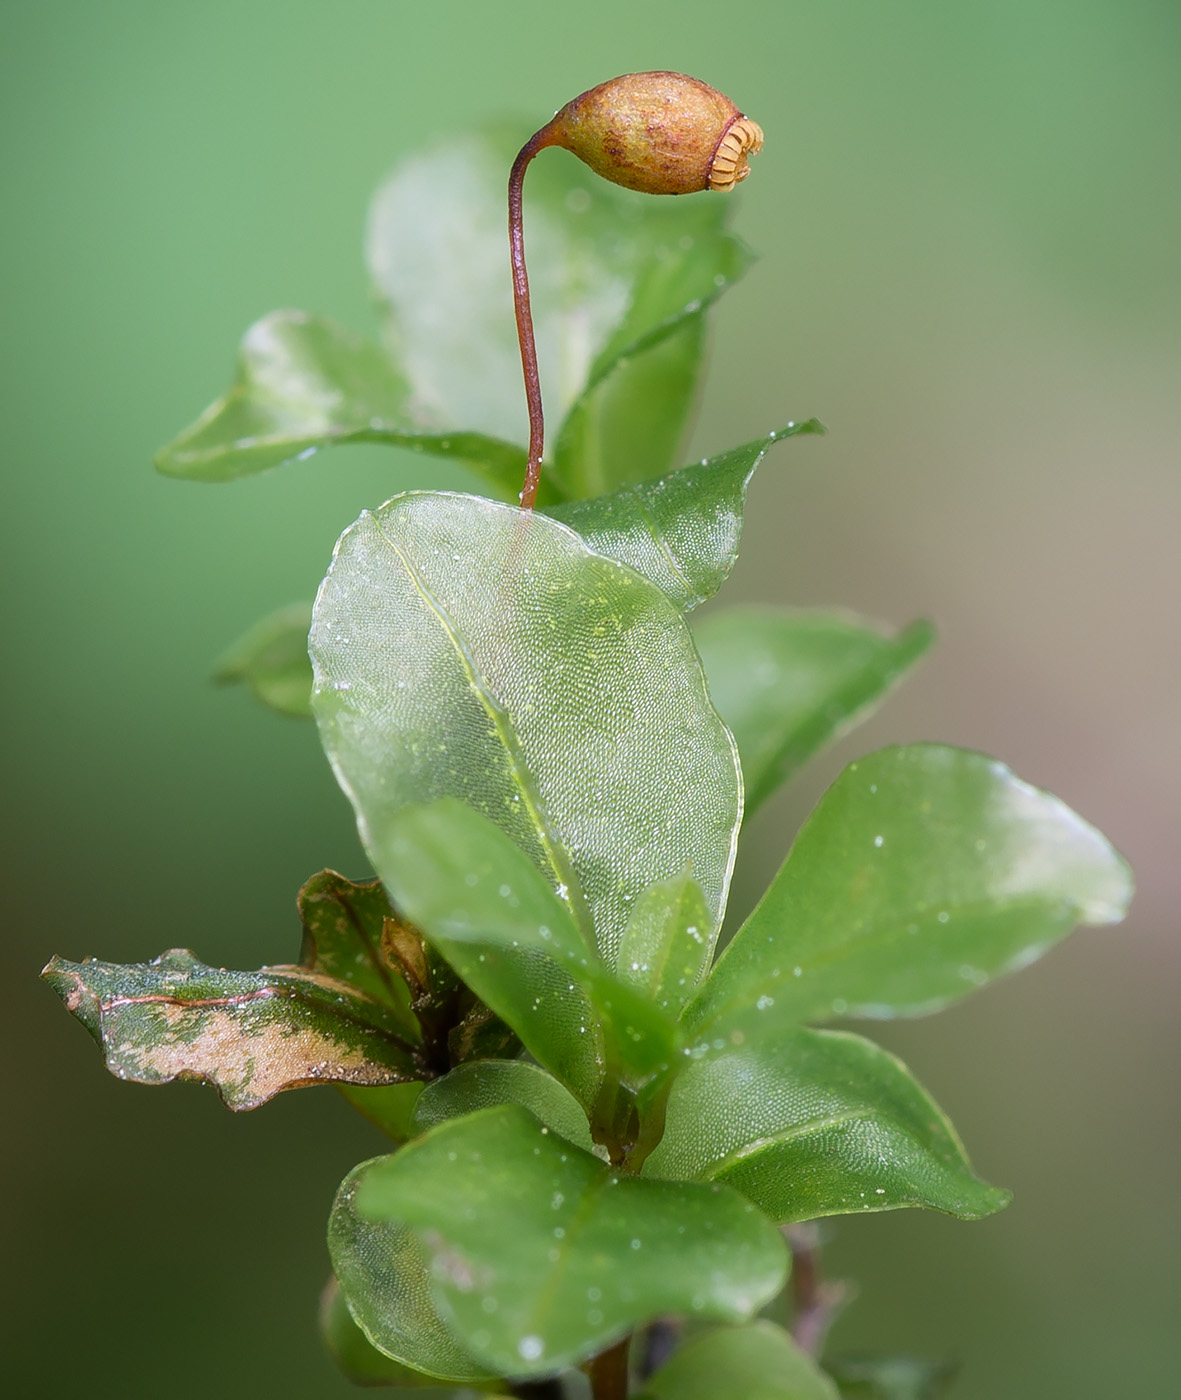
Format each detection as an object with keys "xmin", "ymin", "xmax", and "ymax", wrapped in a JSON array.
[{"xmin": 518, "ymin": 1335, "xmax": 544, "ymax": 1361}]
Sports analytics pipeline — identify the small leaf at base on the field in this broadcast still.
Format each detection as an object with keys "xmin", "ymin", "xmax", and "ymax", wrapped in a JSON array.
[{"xmin": 639, "ymin": 1321, "xmax": 839, "ymax": 1400}]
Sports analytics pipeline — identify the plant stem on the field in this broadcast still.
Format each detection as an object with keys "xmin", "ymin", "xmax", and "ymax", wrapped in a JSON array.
[
  {"xmin": 508, "ymin": 124, "xmax": 557, "ymax": 509},
  {"xmin": 639, "ymin": 1319, "xmax": 682, "ymax": 1379},
  {"xmin": 587, "ymin": 1334, "xmax": 631, "ymax": 1400},
  {"xmin": 511, "ymin": 1380, "xmax": 565, "ymax": 1400},
  {"xmin": 786, "ymin": 1223, "xmax": 848, "ymax": 1358}
]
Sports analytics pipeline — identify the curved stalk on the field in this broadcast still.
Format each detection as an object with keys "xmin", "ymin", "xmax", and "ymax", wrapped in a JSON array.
[
  {"xmin": 587, "ymin": 1334, "xmax": 632, "ymax": 1400},
  {"xmin": 508, "ymin": 124, "xmax": 558, "ymax": 508}
]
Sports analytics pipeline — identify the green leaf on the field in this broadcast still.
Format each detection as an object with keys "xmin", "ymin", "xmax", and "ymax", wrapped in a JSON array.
[
  {"xmin": 644, "ymin": 1027, "xmax": 1008, "ymax": 1223},
  {"xmin": 213, "ymin": 602, "xmax": 315, "ymax": 718},
  {"xmin": 616, "ymin": 870, "xmax": 712, "ymax": 1016},
  {"xmin": 694, "ymin": 609, "xmax": 935, "ymax": 814},
  {"xmin": 825, "ymin": 1354, "xmax": 959, "ymax": 1400},
  {"xmin": 367, "ymin": 129, "xmax": 750, "ymax": 497},
  {"xmin": 639, "ymin": 1321, "xmax": 840, "ymax": 1400},
  {"xmin": 330, "ymin": 1159, "xmax": 496, "ymax": 1384},
  {"xmin": 339, "ymin": 1083, "xmax": 425, "ymax": 1144},
  {"xmin": 320, "ymin": 1275, "xmax": 465, "ymax": 1388},
  {"xmin": 551, "ymin": 232, "xmax": 754, "ymax": 498},
  {"xmin": 41, "ymin": 948, "xmax": 422, "ymax": 1110},
  {"xmin": 381, "ymin": 800, "xmax": 678, "ymax": 1107},
  {"xmin": 689, "ymin": 744, "xmax": 1132, "ymax": 1042},
  {"xmin": 310, "ymin": 492, "xmax": 741, "ymax": 969},
  {"xmin": 549, "ymin": 424, "xmax": 823, "ymax": 612},
  {"xmin": 352, "ymin": 1104, "xmax": 788, "ymax": 1377},
  {"xmin": 155, "ymin": 310, "xmax": 525, "ymax": 495},
  {"xmin": 412, "ymin": 1060, "xmax": 596, "ymax": 1154},
  {"xmin": 298, "ymin": 868, "xmax": 417, "ymax": 1034}
]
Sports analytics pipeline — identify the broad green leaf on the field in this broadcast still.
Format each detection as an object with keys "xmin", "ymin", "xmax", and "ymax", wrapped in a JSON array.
[
  {"xmin": 551, "ymin": 235, "xmax": 754, "ymax": 497},
  {"xmin": 213, "ymin": 602, "xmax": 315, "ymax": 718},
  {"xmin": 320, "ymin": 1275, "xmax": 467, "ymax": 1389},
  {"xmin": 689, "ymin": 744, "xmax": 1132, "ymax": 1042},
  {"xmin": 549, "ymin": 424, "xmax": 823, "ymax": 612},
  {"xmin": 155, "ymin": 310, "xmax": 525, "ymax": 495},
  {"xmin": 382, "ymin": 800, "xmax": 678, "ymax": 1106},
  {"xmin": 825, "ymin": 1355, "xmax": 959, "ymax": 1400},
  {"xmin": 330, "ymin": 1159, "xmax": 495, "ymax": 1384},
  {"xmin": 553, "ymin": 316, "xmax": 706, "ymax": 499},
  {"xmin": 381, "ymin": 797, "xmax": 601, "ymax": 1105},
  {"xmin": 353, "ymin": 1104, "xmax": 788, "ymax": 1377},
  {"xmin": 367, "ymin": 129, "xmax": 750, "ymax": 496},
  {"xmin": 412, "ymin": 1060, "xmax": 596, "ymax": 1154},
  {"xmin": 639, "ymin": 1321, "xmax": 839, "ymax": 1400},
  {"xmin": 41, "ymin": 948, "xmax": 421, "ymax": 1110},
  {"xmin": 644, "ymin": 1027, "xmax": 1008, "ymax": 1223},
  {"xmin": 298, "ymin": 868, "xmax": 417, "ymax": 1034},
  {"xmin": 616, "ymin": 871, "xmax": 712, "ymax": 1016},
  {"xmin": 694, "ymin": 609, "xmax": 935, "ymax": 814},
  {"xmin": 310, "ymin": 492, "xmax": 741, "ymax": 967}
]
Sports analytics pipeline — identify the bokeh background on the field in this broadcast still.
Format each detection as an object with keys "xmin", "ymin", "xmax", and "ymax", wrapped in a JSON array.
[{"xmin": 3, "ymin": 2, "xmax": 1177, "ymax": 1396}]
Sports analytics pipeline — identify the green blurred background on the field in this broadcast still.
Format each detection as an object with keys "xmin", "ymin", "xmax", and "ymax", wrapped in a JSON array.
[{"xmin": 3, "ymin": 2, "xmax": 1177, "ymax": 1395}]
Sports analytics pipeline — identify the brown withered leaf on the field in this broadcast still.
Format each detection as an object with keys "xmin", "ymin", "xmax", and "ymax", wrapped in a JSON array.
[{"xmin": 41, "ymin": 948, "xmax": 424, "ymax": 1110}]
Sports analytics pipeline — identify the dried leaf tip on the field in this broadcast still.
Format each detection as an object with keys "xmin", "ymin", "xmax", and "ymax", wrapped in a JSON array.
[{"xmin": 544, "ymin": 72, "xmax": 763, "ymax": 196}]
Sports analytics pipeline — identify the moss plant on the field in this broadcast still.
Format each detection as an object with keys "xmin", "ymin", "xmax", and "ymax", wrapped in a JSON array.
[{"xmin": 43, "ymin": 74, "xmax": 1131, "ymax": 1400}]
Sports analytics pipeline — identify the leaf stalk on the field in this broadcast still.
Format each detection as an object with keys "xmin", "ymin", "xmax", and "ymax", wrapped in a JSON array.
[{"xmin": 509, "ymin": 123, "xmax": 558, "ymax": 509}]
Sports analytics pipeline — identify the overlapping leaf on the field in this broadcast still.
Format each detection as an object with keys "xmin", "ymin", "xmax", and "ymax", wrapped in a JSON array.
[
  {"xmin": 412, "ymin": 1060, "xmax": 597, "ymax": 1154},
  {"xmin": 694, "ymin": 608, "xmax": 935, "ymax": 813},
  {"xmin": 41, "ymin": 948, "xmax": 421, "ymax": 1110},
  {"xmin": 616, "ymin": 870, "xmax": 712, "ymax": 1016},
  {"xmin": 320, "ymin": 1276, "xmax": 478, "ymax": 1389},
  {"xmin": 639, "ymin": 1322, "xmax": 839, "ymax": 1400},
  {"xmin": 645, "ymin": 1028, "xmax": 1008, "ymax": 1222},
  {"xmin": 347, "ymin": 1104, "xmax": 788, "ymax": 1377},
  {"xmin": 379, "ymin": 800, "xmax": 678, "ymax": 1107},
  {"xmin": 549, "ymin": 424, "xmax": 822, "ymax": 611},
  {"xmin": 154, "ymin": 310, "xmax": 525, "ymax": 494},
  {"xmin": 310, "ymin": 492, "xmax": 742, "ymax": 971},
  {"xmin": 330, "ymin": 1161, "xmax": 496, "ymax": 1384}
]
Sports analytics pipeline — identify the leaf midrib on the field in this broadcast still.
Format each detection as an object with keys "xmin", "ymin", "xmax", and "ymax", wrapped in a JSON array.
[{"xmin": 372, "ymin": 514, "xmax": 594, "ymax": 947}]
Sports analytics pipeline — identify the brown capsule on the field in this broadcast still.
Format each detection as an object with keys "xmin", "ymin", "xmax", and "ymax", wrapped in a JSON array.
[{"xmin": 544, "ymin": 71, "xmax": 763, "ymax": 195}]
